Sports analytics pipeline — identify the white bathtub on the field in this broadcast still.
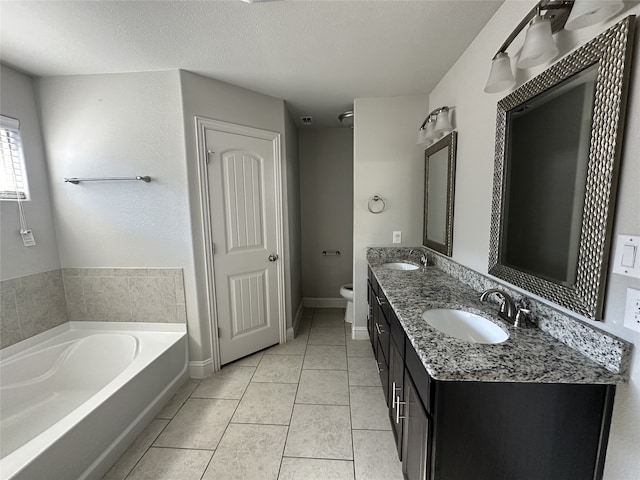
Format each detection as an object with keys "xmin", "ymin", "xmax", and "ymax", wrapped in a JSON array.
[{"xmin": 0, "ymin": 321, "xmax": 188, "ymax": 480}]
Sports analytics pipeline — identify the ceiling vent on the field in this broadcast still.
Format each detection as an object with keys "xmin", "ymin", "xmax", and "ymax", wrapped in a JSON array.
[{"xmin": 300, "ymin": 116, "xmax": 313, "ymax": 126}]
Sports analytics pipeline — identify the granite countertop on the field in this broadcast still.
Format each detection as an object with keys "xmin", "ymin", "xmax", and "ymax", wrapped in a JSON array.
[{"xmin": 368, "ymin": 260, "xmax": 626, "ymax": 385}]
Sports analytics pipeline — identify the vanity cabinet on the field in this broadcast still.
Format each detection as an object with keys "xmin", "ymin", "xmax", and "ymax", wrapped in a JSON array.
[
  {"xmin": 368, "ymin": 270, "xmax": 391, "ymax": 404},
  {"xmin": 366, "ymin": 267, "xmax": 616, "ymax": 480},
  {"xmin": 388, "ymin": 309, "xmax": 406, "ymax": 458}
]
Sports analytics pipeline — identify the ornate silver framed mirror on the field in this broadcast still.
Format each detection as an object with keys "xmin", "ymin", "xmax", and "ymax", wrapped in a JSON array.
[
  {"xmin": 424, "ymin": 131, "xmax": 457, "ymax": 257},
  {"xmin": 489, "ymin": 16, "xmax": 636, "ymax": 320}
]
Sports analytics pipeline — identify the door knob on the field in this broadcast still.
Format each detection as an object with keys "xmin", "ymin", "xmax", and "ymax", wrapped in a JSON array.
[{"xmin": 268, "ymin": 253, "xmax": 279, "ymax": 262}]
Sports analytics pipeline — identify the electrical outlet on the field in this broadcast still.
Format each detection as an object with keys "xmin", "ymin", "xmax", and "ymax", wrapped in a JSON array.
[
  {"xmin": 392, "ymin": 231, "xmax": 402, "ymax": 244},
  {"xmin": 623, "ymin": 288, "xmax": 640, "ymax": 333}
]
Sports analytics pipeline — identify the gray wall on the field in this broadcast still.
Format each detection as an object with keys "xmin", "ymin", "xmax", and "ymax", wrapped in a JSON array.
[
  {"xmin": 299, "ymin": 128, "xmax": 353, "ymax": 299},
  {"xmin": 352, "ymin": 95, "xmax": 428, "ymax": 336},
  {"xmin": 0, "ymin": 65, "xmax": 60, "ymax": 279},
  {"xmin": 0, "ymin": 65, "xmax": 68, "ymax": 348},
  {"xmin": 35, "ymin": 71, "xmax": 202, "ymax": 354},
  {"xmin": 179, "ymin": 70, "xmax": 298, "ymax": 369},
  {"xmin": 428, "ymin": 2, "xmax": 640, "ymax": 477},
  {"xmin": 284, "ymin": 107, "xmax": 303, "ymax": 320}
]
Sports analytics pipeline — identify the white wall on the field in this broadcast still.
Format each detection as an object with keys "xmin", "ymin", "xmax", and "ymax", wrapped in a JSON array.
[
  {"xmin": 179, "ymin": 70, "xmax": 296, "ymax": 368},
  {"xmin": 428, "ymin": 2, "xmax": 640, "ymax": 477},
  {"xmin": 34, "ymin": 70, "xmax": 203, "ymax": 352},
  {"xmin": 0, "ymin": 65, "xmax": 60, "ymax": 280},
  {"xmin": 353, "ymin": 95, "xmax": 428, "ymax": 334},
  {"xmin": 300, "ymin": 127, "xmax": 353, "ymax": 299}
]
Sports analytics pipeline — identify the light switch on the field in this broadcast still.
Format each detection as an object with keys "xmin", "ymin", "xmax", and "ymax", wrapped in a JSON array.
[
  {"xmin": 612, "ymin": 234, "xmax": 640, "ymax": 278},
  {"xmin": 621, "ymin": 245, "xmax": 637, "ymax": 268}
]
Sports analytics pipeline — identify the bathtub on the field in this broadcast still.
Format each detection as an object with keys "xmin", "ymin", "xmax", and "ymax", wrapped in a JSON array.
[{"xmin": 0, "ymin": 321, "xmax": 188, "ymax": 480}]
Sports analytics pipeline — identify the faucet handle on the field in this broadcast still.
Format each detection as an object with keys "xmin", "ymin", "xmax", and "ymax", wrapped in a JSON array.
[{"xmin": 514, "ymin": 308, "xmax": 532, "ymax": 328}]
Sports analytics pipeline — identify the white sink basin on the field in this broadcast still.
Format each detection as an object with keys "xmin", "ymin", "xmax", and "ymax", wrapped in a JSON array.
[
  {"xmin": 422, "ymin": 309, "xmax": 509, "ymax": 344},
  {"xmin": 382, "ymin": 262, "xmax": 419, "ymax": 271}
]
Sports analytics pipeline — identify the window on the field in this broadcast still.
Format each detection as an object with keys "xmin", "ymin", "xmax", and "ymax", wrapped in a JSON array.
[{"xmin": 0, "ymin": 115, "xmax": 29, "ymax": 200}]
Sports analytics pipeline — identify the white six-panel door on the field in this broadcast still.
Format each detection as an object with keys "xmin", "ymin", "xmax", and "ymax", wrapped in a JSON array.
[{"xmin": 205, "ymin": 127, "xmax": 282, "ymax": 365}]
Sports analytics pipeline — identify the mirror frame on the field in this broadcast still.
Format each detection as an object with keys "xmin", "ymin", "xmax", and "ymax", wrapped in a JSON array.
[
  {"xmin": 489, "ymin": 16, "xmax": 636, "ymax": 320},
  {"xmin": 423, "ymin": 131, "xmax": 457, "ymax": 256}
]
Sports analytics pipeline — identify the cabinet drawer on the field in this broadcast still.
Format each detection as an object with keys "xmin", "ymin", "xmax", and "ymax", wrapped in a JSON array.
[{"xmin": 405, "ymin": 340, "xmax": 432, "ymax": 415}]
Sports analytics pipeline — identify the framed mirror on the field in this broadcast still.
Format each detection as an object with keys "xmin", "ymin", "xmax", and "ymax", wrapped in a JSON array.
[
  {"xmin": 423, "ymin": 131, "xmax": 457, "ymax": 256},
  {"xmin": 489, "ymin": 16, "xmax": 635, "ymax": 320}
]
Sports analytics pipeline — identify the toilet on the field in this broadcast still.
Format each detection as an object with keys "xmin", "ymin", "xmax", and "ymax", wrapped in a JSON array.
[{"xmin": 339, "ymin": 283, "xmax": 354, "ymax": 324}]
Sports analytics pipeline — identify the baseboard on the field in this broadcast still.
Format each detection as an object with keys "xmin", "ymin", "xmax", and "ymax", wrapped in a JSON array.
[
  {"xmin": 292, "ymin": 300, "xmax": 304, "ymax": 335},
  {"xmin": 286, "ymin": 327, "xmax": 295, "ymax": 341},
  {"xmin": 303, "ymin": 297, "xmax": 347, "ymax": 308},
  {"xmin": 189, "ymin": 358, "xmax": 214, "ymax": 379},
  {"xmin": 351, "ymin": 326, "xmax": 369, "ymax": 340}
]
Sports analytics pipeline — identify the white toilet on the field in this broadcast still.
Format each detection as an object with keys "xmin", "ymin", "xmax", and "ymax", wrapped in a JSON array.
[{"xmin": 339, "ymin": 283, "xmax": 354, "ymax": 324}]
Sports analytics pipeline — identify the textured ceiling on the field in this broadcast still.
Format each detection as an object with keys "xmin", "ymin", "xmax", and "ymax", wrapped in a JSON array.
[{"xmin": 0, "ymin": 0, "xmax": 503, "ymax": 127}]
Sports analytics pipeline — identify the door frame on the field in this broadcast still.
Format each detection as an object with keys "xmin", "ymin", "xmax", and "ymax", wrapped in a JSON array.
[{"xmin": 195, "ymin": 116, "xmax": 287, "ymax": 372}]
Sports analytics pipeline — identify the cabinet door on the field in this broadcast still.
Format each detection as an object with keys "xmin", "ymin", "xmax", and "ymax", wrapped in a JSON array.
[
  {"xmin": 403, "ymin": 372, "xmax": 430, "ymax": 480},
  {"xmin": 376, "ymin": 338, "xmax": 389, "ymax": 403},
  {"xmin": 388, "ymin": 338, "xmax": 404, "ymax": 459},
  {"xmin": 367, "ymin": 281, "xmax": 375, "ymax": 347}
]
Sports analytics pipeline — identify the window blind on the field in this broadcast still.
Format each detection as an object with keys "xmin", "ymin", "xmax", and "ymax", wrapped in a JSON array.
[{"xmin": 0, "ymin": 115, "xmax": 28, "ymax": 200}]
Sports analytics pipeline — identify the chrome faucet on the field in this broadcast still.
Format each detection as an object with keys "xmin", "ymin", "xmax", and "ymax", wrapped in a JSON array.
[
  {"xmin": 408, "ymin": 248, "xmax": 429, "ymax": 267},
  {"xmin": 479, "ymin": 288, "xmax": 517, "ymax": 324}
]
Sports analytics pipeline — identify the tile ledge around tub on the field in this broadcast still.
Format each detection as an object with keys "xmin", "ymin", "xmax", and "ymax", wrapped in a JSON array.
[{"xmin": 366, "ymin": 246, "xmax": 633, "ymax": 377}]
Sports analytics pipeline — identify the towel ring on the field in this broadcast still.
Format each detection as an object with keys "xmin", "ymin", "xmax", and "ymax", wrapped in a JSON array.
[{"xmin": 368, "ymin": 195, "xmax": 386, "ymax": 214}]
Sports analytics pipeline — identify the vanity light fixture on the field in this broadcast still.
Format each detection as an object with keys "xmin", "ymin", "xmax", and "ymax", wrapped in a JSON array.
[
  {"xmin": 484, "ymin": 0, "xmax": 624, "ymax": 94},
  {"xmin": 565, "ymin": 0, "xmax": 624, "ymax": 30},
  {"xmin": 417, "ymin": 106, "xmax": 452, "ymax": 146}
]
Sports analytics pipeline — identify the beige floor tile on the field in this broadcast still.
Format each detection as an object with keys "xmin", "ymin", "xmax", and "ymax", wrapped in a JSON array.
[
  {"xmin": 302, "ymin": 308, "xmax": 314, "ymax": 319},
  {"xmin": 278, "ymin": 458, "xmax": 354, "ymax": 480},
  {"xmin": 352, "ymin": 430, "xmax": 403, "ymax": 480},
  {"xmin": 284, "ymin": 404, "xmax": 352, "ymax": 460},
  {"xmin": 303, "ymin": 345, "xmax": 348, "ymax": 370},
  {"xmin": 308, "ymin": 327, "xmax": 346, "ymax": 346},
  {"xmin": 295, "ymin": 369, "xmax": 349, "ymax": 405},
  {"xmin": 350, "ymin": 386, "xmax": 392, "ymax": 430},
  {"xmin": 156, "ymin": 379, "xmax": 200, "ymax": 419},
  {"xmin": 126, "ymin": 447, "xmax": 212, "ymax": 480},
  {"xmin": 191, "ymin": 365, "xmax": 255, "ymax": 399},
  {"xmin": 265, "ymin": 334, "xmax": 308, "ymax": 355},
  {"xmin": 153, "ymin": 398, "xmax": 237, "ymax": 449},
  {"xmin": 252, "ymin": 354, "xmax": 304, "ymax": 383},
  {"xmin": 312, "ymin": 309, "xmax": 346, "ymax": 328},
  {"xmin": 231, "ymin": 382, "xmax": 297, "ymax": 425},
  {"xmin": 232, "ymin": 350, "xmax": 264, "ymax": 367},
  {"xmin": 348, "ymin": 356, "xmax": 381, "ymax": 386},
  {"xmin": 102, "ymin": 419, "xmax": 169, "ymax": 480},
  {"xmin": 347, "ymin": 339, "xmax": 374, "ymax": 358},
  {"xmin": 297, "ymin": 316, "xmax": 312, "ymax": 335},
  {"xmin": 202, "ymin": 424, "xmax": 287, "ymax": 480}
]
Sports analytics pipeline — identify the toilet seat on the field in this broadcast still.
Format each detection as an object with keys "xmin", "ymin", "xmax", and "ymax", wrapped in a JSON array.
[{"xmin": 340, "ymin": 284, "xmax": 353, "ymax": 301}]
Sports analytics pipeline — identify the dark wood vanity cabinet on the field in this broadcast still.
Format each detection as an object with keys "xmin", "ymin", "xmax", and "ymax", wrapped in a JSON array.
[
  {"xmin": 366, "ymin": 267, "xmax": 617, "ymax": 480},
  {"xmin": 368, "ymin": 270, "xmax": 391, "ymax": 403}
]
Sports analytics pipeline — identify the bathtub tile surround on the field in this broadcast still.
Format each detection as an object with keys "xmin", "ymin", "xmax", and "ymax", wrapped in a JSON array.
[
  {"xmin": 62, "ymin": 267, "xmax": 187, "ymax": 323},
  {"xmin": 368, "ymin": 247, "xmax": 632, "ymax": 376},
  {"xmin": 104, "ymin": 308, "xmax": 401, "ymax": 480},
  {"xmin": 0, "ymin": 269, "xmax": 68, "ymax": 348}
]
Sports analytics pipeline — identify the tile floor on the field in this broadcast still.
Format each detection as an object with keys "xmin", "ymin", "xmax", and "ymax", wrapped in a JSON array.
[{"xmin": 102, "ymin": 308, "xmax": 404, "ymax": 480}]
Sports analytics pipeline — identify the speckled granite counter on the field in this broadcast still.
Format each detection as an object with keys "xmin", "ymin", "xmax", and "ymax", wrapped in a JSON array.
[{"xmin": 368, "ymin": 254, "xmax": 627, "ymax": 385}]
